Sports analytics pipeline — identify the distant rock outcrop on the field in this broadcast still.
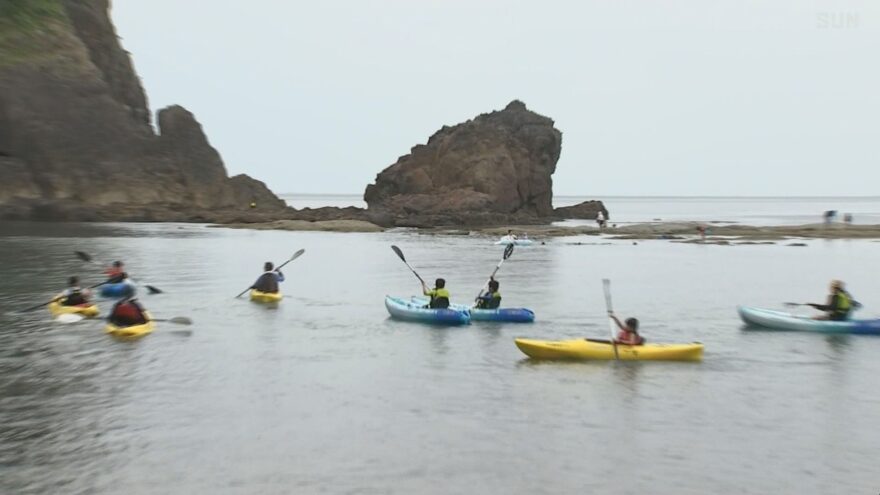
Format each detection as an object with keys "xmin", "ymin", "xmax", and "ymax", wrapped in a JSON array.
[
  {"xmin": 0, "ymin": 0, "xmax": 284, "ymax": 221},
  {"xmin": 364, "ymin": 100, "xmax": 563, "ymax": 226},
  {"xmin": 554, "ymin": 200, "xmax": 608, "ymax": 220}
]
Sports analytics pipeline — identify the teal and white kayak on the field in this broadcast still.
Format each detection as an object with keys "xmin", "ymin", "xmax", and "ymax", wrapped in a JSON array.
[
  {"xmin": 738, "ymin": 306, "xmax": 880, "ymax": 335},
  {"xmin": 385, "ymin": 296, "xmax": 470, "ymax": 325},
  {"xmin": 494, "ymin": 236, "xmax": 534, "ymax": 246},
  {"xmin": 411, "ymin": 297, "xmax": 534, "ymax": 323}
]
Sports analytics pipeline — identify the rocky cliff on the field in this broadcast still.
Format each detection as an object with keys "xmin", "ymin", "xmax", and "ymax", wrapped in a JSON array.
[
  {"xmin": 364, "ymin": 101, "xmax": 565, "ymax": 227},
  {"xmin": 0, "ymin": 0, "xmax": 285, "ymax": 221}
]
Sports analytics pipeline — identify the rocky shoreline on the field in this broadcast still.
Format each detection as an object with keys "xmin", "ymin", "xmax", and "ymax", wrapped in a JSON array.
[{"xmin": 208, "ymin": 219, "xmax": 880, "ymax": 242}]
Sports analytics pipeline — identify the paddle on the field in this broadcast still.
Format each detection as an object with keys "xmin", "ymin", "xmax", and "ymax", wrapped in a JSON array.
[
  {"xmin": 57, "ymin": 314, "xmax": 193, "ymax": 325},
  {"xmin": 234, "ymin": 249, "xmax": 305, "ymax": 298},
  {"xmin": 74, "ymin": 251, "xmax": 162, "ymax": 294},
  {"xmin": 390, "ymin": 245, "xmax": 426, "ymax": 287},
  {"xmin": 21, "ymin": 278, "xmax": 113, "ymax": 313},
  {"xmin": 474, "ymin": 244, "xmax": 514, "ymax": 304},
  {"xmin": 602, "ymin": 279, "xmax": 620, "ymax": 360}
]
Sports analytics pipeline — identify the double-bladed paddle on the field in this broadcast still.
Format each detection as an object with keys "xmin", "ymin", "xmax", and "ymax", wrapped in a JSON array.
[
  {"xmin": 602, "ymin": 279, "xmax": 620, "ymax": 360},
  {"xmin": 234, "ymin": 249, "xmax": 305, "ymax": 298},
  {"xmin": 56, "ymin": 314, "xmax": 193, "ymax": 325},
  {"xmin": 474, "ymin": 243, "xmax": 514, "ymax": 303},
  {"xmin": 391, "ymin": 245, "xmax": 426, "ymax": 288},
  {"xmin": 74, "ymin": 251, "xmax": 162, "ymax": 294},
  {"xmin": 22, "ymin": 278, "xmax": 114, "ymax": 313}
]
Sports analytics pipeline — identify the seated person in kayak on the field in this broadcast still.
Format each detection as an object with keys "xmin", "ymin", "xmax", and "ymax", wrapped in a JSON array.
[
  {"xmin": 808, "ymin": 280, "xmax": 859, "ymax": 321},
  {"xmin": 252, "ymin": 262, "xmax": 285, "ymax": 293},
  {"xmin": 608, "ymin": 311, "xmax": 644, "ymax": 345},
  {"xmin": 56, "ymin": 276, "xmax": 91, "ymax": 306},
  {"xmin": 475, "ymin": 278, "xmax": 502, "ymax": 309},
  {"xmin": 105, "ymin": 261, "xmax": 127, "ymax": 283},
  {"xmin": 423, "ymin": 278, "xmax": 450, "ymax": 309},
  {"xmin": 108, "ymin": 297, "xmax": 148, "ymax": 327}
]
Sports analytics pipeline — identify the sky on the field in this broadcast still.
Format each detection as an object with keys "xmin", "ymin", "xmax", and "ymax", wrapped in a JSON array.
[{"xmin": 111, "ymin": 0, "xmax": 879, "ymax": 196}]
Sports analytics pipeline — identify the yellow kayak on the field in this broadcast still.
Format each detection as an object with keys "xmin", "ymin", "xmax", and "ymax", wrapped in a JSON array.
[
  {"xmin": 106, "ymin": 312, "xmax": 154, "ymax": 338},
  {"xmin": 250, "ymin": 289, "xmax": 282, "ymax": 303},
  {"xmin": 48, "ymin": 300, "xmax": 100, "ymax": 318},
  {"xmin": 515, "ymin": 338, "xmax": 704, "ymax": 362}
]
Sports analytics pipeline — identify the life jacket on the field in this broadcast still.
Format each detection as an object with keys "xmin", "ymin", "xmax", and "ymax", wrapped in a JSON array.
[
  {"xmin": 832, "ymin": 291, "xmax": 852, "ymax": 319},
  {"xmin": 616, "ymin": 329, "xmax": 644, "ymax": 345},
  {"xmin": 253, "ymin": 271, "xmax": 280, "ymax": 293},
  {"xmin": 426, "ymin": 288, "xmax": 450, "ymax": 309},
  {"xmin": 476, "ymin": 291, "xmax": 501, "ymax": 310},
  {"xmin": 106, "ymin": 271, "xmax": 127, "ymax": 284},
  {"xmin": 62, "ymin": 288, "xmax": 87, "ymax": 306},
  {"xmin": 111, "ymin": 300, "xmax": 146, "ymax": 326}
]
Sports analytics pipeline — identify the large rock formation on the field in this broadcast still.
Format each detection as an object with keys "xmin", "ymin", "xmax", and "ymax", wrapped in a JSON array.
[
  {"xmin": 0, "ymin": 0, "xmax": 285, "ymax": 221},
  {"xmin": 364, "ymin": 100, "xmax": 564, "ymax": 226}
]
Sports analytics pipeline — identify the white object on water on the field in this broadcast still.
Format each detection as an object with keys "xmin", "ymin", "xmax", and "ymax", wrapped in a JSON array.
[
  {"xmin": 55, "ymin": 313, "xmax": 85, "ymax": 324},
  {"xmin": 494, "ymin": 236, "xmax": 534, "ymax": 246}
]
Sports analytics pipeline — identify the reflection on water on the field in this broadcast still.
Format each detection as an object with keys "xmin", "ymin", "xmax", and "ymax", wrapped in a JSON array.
[{"xmin": 1, "ymin": 221, "xmax": 879, "ymax": 494}]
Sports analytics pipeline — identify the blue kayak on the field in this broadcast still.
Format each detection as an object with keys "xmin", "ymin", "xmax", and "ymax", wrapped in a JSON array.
[
  {"xmin": 385, "ymin": 296, "xmax": 470, "ymax": 325},
  {"xmin": 99, "ymin": 282, "xmax": 135, "ymax": 298},
  {"xmin": 738, "ymin": 306, "xmax": 880, "ymax": 335},
  {"xmin": 412, "ymin": 297, "xmax": 535, "ymax": 323}
]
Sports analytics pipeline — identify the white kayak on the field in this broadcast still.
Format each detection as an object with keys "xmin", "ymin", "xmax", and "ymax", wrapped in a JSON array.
[{"xmin": 494, "ymin": 236, "xmax": 534, "ymax": 246}]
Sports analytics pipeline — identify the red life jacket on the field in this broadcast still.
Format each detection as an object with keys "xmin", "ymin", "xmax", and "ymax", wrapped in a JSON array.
[{"xmin": 114, "ymin": 302, "xmax": 140, "ymax": 320}]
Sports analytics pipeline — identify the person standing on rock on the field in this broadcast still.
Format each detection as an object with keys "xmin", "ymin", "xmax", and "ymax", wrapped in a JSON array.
[{"xmin": 596, "ymin": 211, "xmax": 606, "ymax": 229}]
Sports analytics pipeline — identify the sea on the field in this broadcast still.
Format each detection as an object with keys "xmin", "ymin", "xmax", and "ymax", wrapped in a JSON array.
[{"xmin": 1, "ymin": 195, "xmax": 879, "ymax": 494}]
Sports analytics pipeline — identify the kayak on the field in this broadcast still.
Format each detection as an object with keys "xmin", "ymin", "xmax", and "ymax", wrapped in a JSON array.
[
  {"xmin": 385, "ymin": 296, "xmax": 470, "ymax": 325},
  {"xmin": 105, "ymin": 313, "xmax": 154, "ymax": 338},
  {"xmin": 468, "ymin": 307, "xmax": 535, "ymax": 323},
  {"xmin": 494, "ymin": 236, "xmax": 534, "ymax": 246},
  {"xmin": 250, "ymin": 289, "xmax": 283, "ymax": 303},
  {"xmin": 48, "ymin": 300, "xmax": 100, "ymax": 318},
  {"xmin": 412, "ymin": 297, "xmax": 534, "ymax": 323},
  {"xmin": 99, "ymin": 282, "xmax": 135, "ymax": 298},
  {"xmin": 738, "ymin": 306, "xmax": 880, "ymax": 335},
  {"xmin": 514, "ymin": 338, "xmax": 704, "ymax": 362}
]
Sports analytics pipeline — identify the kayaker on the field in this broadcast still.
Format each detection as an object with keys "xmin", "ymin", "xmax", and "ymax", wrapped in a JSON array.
[
  {"xmin": 808, "ymin": 280, "xmax": 859, "ymax": 321},
  {"xmin": 507, "ymin": 229, "xmax": 517, "ymax": 240},
  {"xmin": 475, "ymin": 278, "xmax": 501, "ymax": 309},
  {"xmin": 108, "ymin": 296, "xmax": 148, "ymax": 327},
  {"xmin": 56, "ymin": 276, "xmax": 91, "ymax": 306},
  {"xmin": 252, "ymin": 262, "xmax": 285, "ymax": 293},
  {"xmin": 608, "ymin": 311, "xmax": 644, "ymax": 345},
  {"xmin": 423, "ymin": 278, "xmax": 450, "ymax": 309},
  {"xmin": 105, "ymin": 261, "xmax": 127, "ymax": 284}
]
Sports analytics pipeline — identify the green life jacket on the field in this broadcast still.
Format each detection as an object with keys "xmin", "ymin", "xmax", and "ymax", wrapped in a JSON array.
[
  {"xmin": 834, "ymin": 291, "xmax": 851, "ymax": 316},
  {"xmin": 426, "ymin": 288, "xmax": 450, "ymax": 309}
]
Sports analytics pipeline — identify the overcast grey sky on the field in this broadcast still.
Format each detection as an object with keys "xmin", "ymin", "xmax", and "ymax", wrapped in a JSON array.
[{"xmin": 112, "ymin": 1, "xmax": 878, "ymax": 196}]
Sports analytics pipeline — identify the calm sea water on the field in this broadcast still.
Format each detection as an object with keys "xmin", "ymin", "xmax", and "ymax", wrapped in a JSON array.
[
  {"xmin": 1, "ymin": 206, "xmax": 879, "ymax": 493},
  {"xmin": 282, "ymin": 194, "xmax": 880, "ymax": 226}
]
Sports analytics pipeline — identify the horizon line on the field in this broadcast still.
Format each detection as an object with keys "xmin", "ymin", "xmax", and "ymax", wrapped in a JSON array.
[{"xmin": 278, "ymin": 192, "xmax": 880, "ymax": 199}]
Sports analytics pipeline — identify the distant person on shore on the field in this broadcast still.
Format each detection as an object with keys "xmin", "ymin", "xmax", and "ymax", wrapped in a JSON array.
[
  {"xmin": 56, "ymin": 276, "xmax": 91, "ymax": 306},
  {"xmin": 251, "ymin": 262, "xmax": 285, "ymax": 293},
  {"xmin": 696, "ymin": 225, "xmax": 707, "ymax": 240},
  {"xmin": 596, "ymin": 211, "xmax": 606, "ymax": 229},
  {"xmin": 475, "ymin": 278, "xmax": 501, "ymax": 309},
  {"xmin": 423, "ymin": 278, "xmax": 450, "ymax": 309},
  {"xmin": 843, "ymin": 213, "xmax": 853, "ymax": 225},
  {"xmin": 823, "ymin": 210, "xmax": 836, "ymax": 225},
  {"xmin": 608, "ymin": 311, "xmax": 644, "ymax": 345},
  {"xmin": 807, "ymin": 280, "xmax": 859, "ymax": 321}
]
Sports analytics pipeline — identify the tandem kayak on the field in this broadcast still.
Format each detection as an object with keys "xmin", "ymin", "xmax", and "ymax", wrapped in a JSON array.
[
  {"xmin": 99, "ymin": 282, "xmax": 135, "ymax": 298},
  {"xmin": 411, "ymin": 297, "xmax": 534, "ymax": 323},
  {"xmin": 48, "ymin": 301, "xmax": 100, "ymax": 318},
  {"xmin": 494, "ymin": 236, "xmax": 534, "ymax": 246},
  {"xmin": 514, "ymin": 338, "xmax": 704, "ymax": 362},
  {"xmin": 738, "ymin": 306, "xmax": 880, "ymax": 335},
  {"xmin": 250, "ymin": 289, "xmax": 283, "ymax": 303},
  {"xmin": 105, "ymin": 313, "xmax": 154, "ymax": 338},
  {"xmin": 385, "ymin": 296, "xmax": 470, "ymax": 325}
]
